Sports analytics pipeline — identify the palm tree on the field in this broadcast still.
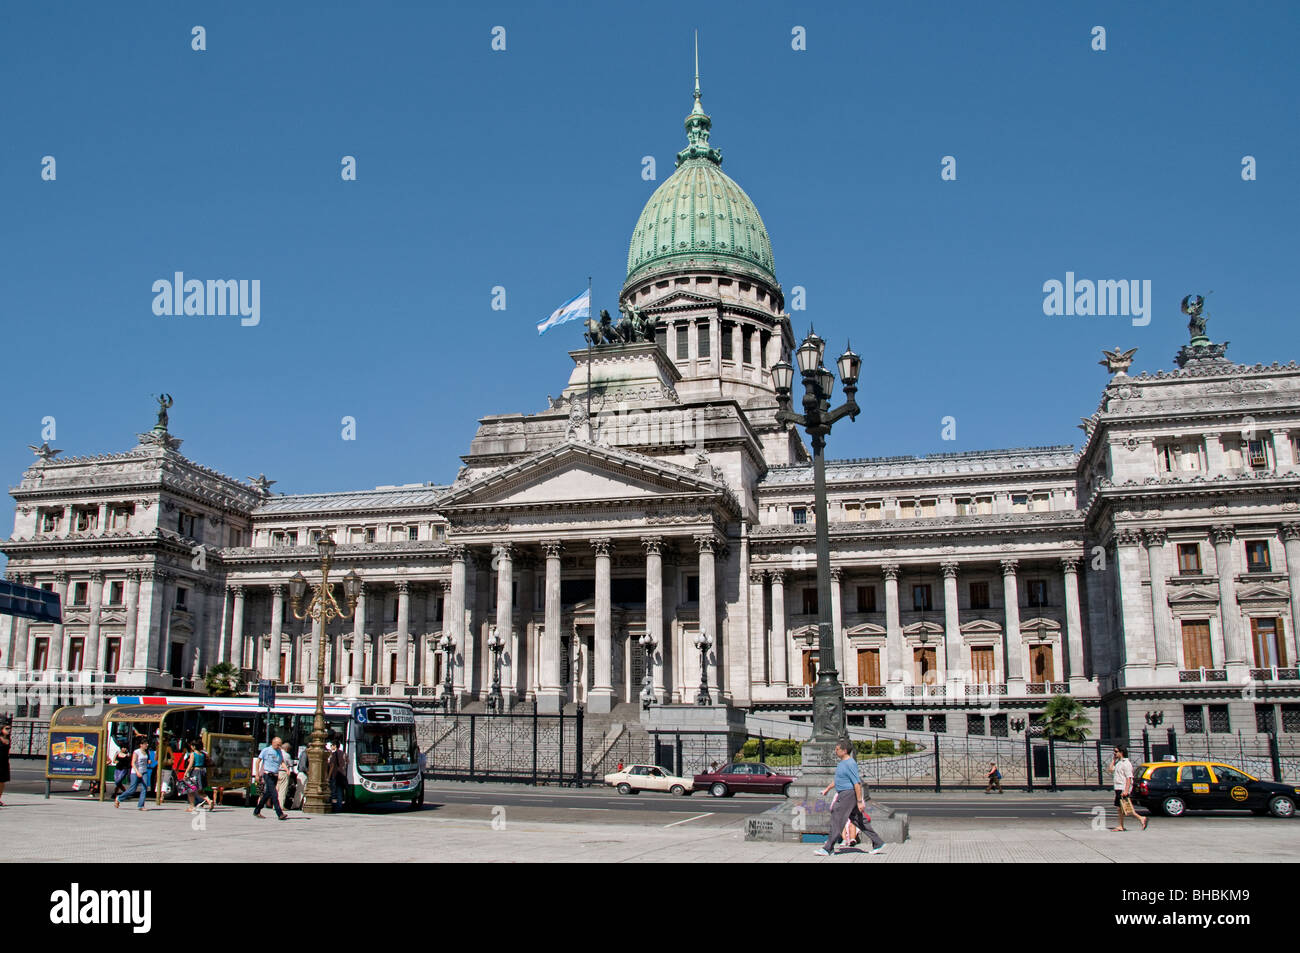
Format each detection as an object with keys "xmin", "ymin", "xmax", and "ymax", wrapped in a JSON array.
[
  {"xmin": 203, "ymin": 662, "xmax": 245, "ymax": 698},
  {"xmin": 1042, "ymin": 694, "xmax": 1092, "ymax": 742}
]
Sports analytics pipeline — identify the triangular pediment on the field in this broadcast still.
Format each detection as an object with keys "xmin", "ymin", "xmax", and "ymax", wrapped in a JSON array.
[
  {"xmin": 1238, "ymin": 583, "xmax": 1290, "ymax": 602},
  {"xmin": 1169, "ymin": 586, "xmax": 1219, "ymax": 604},
  {"xmin": 440, "ymin": 442, "xmax": 732, "ymax": 510},
  {"xmin": 846, "ymin": 622, "xmax": 886, "ymax": 637},
  {"xmin": 645, "ymin": 290, "xmax": 719, "ymax": 311},
  {"xmin": 902, "ymin": 620, "xmax": 944, "ymax": 637},
  {"xmin": 960, "ymin": 618, "xmax": 1003, "ymax": 634},
  {"xmin": 1019, "ymin": 616, "xmax": 1062, "ymax": 634}
]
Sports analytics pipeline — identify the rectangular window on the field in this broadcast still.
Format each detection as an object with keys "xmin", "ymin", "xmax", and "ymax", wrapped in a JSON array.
[
  {"xmin": 104, "ymin": 637, "xmax": 121, "ymax": 674},
  {"xmin": 74, "ymin": 508, "xmax": 96, "ymax": 532},
  {"xmin": 720, "ymin": 321, "xmax": 734, "ymax": 360},
  {"xmin": 1181, "ymin": 620, "xmax": 1214, "ymax": 670},
  {"xmin": 912, "ymin": 584, "xmax": 932, "ymax": 612},
  {"xmin": 955, "ymin": 497, "xmax": 974, "ymax": 515},
  {"xmin": 791, "ymin": 507, "xmax": 807, "ymax": 525},
  {"xmin": 1159, "ymin": 444, "xmax": 1178, "ymax": 473},
  {"xmin": 915, "ymin": 647, "xmax": 937, "ymax": 684},
  {"xmin": 843, "ymin": 502, "xmax": 860, "ymax": 522},
  {"xmin": 1026, "ymin": 580, "xmax": 1048, "ymax": 607},
  {"xmin": 928, "ymin": 714, "xmax": 947, "ymax": 733},
  {"xmin": 110, "ymin": 504, "xmax": 134, "ymax": 529},
  {"xmin": 1245, "ymin": 540, "xmax": 1271, "ymax": 572},
  {"xmin": 742, "ymin": 325, "xmax": 754, "ymax": 364},
  {"xmin": 1247, "ymin": 438, "xmax": 1269, "ymax": 470},
  {"xmin": 976, "ymin": 496, "xmax": 993, "ymax": 515},
  {"xmin": 388, "ymin": 598, "xmax": 399, "ymax": 623},
  {"xmin": 33, "ymin": 637, "xmax": 49, "ymax": 670},
  {"xmin": 969, "ymin": 581, "xmax": 990, "ymax": 610},
  {"xmin": 365, "ymin": 527, "xmax": 376, "ymax": 543},
  {"xmin": 863, "ymin": 501, "xmax": 881, "ymax": 521},
  {"xmin": 906, "ymin": 714, "xmax": 924, "ymax": 732},
  {"xmin": 856, "ymin": 585, "xmax": 876, "ymax": 612},
  {"xmin": 857, "ymin": 649, "xmax": 880, "ymax": 686},
  {"xmin": 802, "ymin": 588, "xmax": 818, "ymax": 615},
  {"xmin": 1184, "ymin": 705, "xmax": 1205, "ymax": 734},
  {"xmin": 271, "ymin": 531, "xmax": 285, "ymax": 546},
  {"xmin": 676, "ymin": 326, "xmax": 689, "ymax": 361},
  {"xmin": 697, "ymin": 322, "xmax": 710, "ymax": 358},
  {"xmin": 408, "ymin": 526, "xmax": 419, "ymax": 541},
  {"xmin": 867, "ymin": 714, "xmax": 887, "ymax": 729},
  {"xmin": 175, "ymin": 587, "xmax": 188, "ymax": 608},
  {"xmin": 1208, "ymin": 705, "xmax": 1231, "ymax": 733},
  {"xmin": 1256, "ymin": 704, "xmax": 1276, "ymax": 734},
  {"xmin": 971, "ymin": 646, "xmax": 995, "ymax": 683},
  {"xmin": 1250, "ymin": 617, "xmax": 1287, "ymax": 668},
  {"xmin": 655, "ymin": 326, "xmax": 668, "ymax": 356},
  {"xmin": 41, "ymin": 510, "xmax": 60, "ymax": 533},
  {"xmin": 1177, "ymin": 543, "xmax": 1202, "ymax": 574},
  {"xmin": 108, "ymin": 581, "xmax": 124, "ymax": 605},
  {"xmin": 967, "ymin": 714, "xmax": 986, "ymax": 735},
  {"xmin": 759, "ymin": 330, "xmax": 770, "ymax": 368},
  {"xmin": 286, "ymin": 531, "xmax": 298, "ymax": 546},
  {"xmin": 1030, "ymin": 493, "xmax": 1050, "ymax": 512},
  {"xmin": 989, "ymin": 713, "xmax": 1008, "ymax": 737},
  {"xmin": 72, "ymin": 582, "xmax": 89, "ymax": 606},
  {"xmin": 1011, "ymin": 494, "xmax": 1029, "ymax": 513},
  {"xmin": 67, "ymin": 637, "xmax": 85, "ymax": 671},
  {"xmin": 686, "ymin": 575, "xmax": 699, "ymax": 603},
  {"xmin": 1282, "ymin": 705, "xmax": 1300, "ymax": 733},
  {"xmin": 899, "ymin": 500, "xmax": 916, "ymax": 519}
]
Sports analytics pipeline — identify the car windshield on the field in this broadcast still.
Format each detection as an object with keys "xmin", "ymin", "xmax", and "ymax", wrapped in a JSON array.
[{"xmin": 354, "ymin": 725, "xmax": 417, "ymax": 776}]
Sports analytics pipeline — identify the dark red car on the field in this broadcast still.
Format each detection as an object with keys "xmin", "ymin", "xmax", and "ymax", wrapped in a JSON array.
[{"xmin": 692, "ymin": 762, "xmax": 795, "ymax": 798}]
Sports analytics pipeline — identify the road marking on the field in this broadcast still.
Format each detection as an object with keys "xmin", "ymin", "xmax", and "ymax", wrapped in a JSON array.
[
  {"xmin": 567, "ymin": 807, "xmax": 611, "ymax": 811},
  {"xmin": 664, "ymin": 812, "xmax": 714, "ymax": 828}
]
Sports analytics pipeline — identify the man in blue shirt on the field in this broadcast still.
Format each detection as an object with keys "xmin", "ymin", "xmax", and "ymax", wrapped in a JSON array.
[
  {"xmin": 816, "ymin": 740, "xmax": 886, "ymax": 856},
  {"xmin": 253, "ymin": 737, "xmax": 289, "ymax": 820}
]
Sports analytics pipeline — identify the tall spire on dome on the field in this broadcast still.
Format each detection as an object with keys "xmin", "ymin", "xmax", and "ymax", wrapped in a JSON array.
[{"xmin": 678, "ymin": 30, "xmax": 722, "ymax": 167}]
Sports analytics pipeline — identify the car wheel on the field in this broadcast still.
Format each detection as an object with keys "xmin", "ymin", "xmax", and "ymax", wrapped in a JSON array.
[
  {"xmin": 670, "ymin": 785, "xmax": 685, "ymax": 796},
  {"xmin": 782, "ymin": 783, "xmax": 792, "ymax": 797},
  {"xmin": 1268, "ymin": 796, "xmax": 1295, "ymax": 819},
  {"xmin": 710, "ymin": 782, "xmax": 728, "ymax": 798},
  {"xmin": 617, "ymin": 782, "xmax": 632, "ymax": 795},
  {"xmin": 1161, "ymin": 796, "xmax": 1186, "ymax": 817}
]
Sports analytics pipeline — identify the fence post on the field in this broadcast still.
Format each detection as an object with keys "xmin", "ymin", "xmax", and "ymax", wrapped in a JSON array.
[
  {"xmin": 532, "ymin": 702, "xmax": 539, "ymax": 786},
  {"xmin": 758, "ymin": 731, "xmax": 766, "ymax": 765},
  {"xmin": 676, "ymin": 733, "xmax": 683, "ymax": 778},
  {"xmin": 933, "ymin": 733, "xmax": 941, "ymax": 793},
  {"xmin": 558, "ymin": 709, "xmax": 566, "ymax": 786},
  {"xmin": 1048, "ymin": 735, "xmax": 1057, "ymax": 792},
  {"xmin": 574, "ymin": 705, "xmax": 584, "ymax": 788},
  {"xmin": 468, "ymin": 714, "xmax": 476, "ymax": 782},
  {"xmin": 1024, "ymin": 730, "xmax": 1033, "ymax": 792},
  {"xmin": 1095, "ymin": 741, "xmax": 1104, "ymax": 788},
  {"xmin": 1269, "ymin": 731, "xmax": 1282, "ymax": 782},
  {"xmin": 1142, "ymin": 728, "xmax": 1150, "ymax": 765},
  {"xmin": 1166, "ymin": 726, "xmax": 1178, "ymax": 760}
]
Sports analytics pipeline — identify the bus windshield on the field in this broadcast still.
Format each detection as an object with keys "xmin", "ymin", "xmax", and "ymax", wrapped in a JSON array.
[{"xmin": 355, "ymin": 724, "xmax": 418, "ymax": 776}]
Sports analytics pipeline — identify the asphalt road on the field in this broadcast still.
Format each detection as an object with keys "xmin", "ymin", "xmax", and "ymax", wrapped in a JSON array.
[{"xmin": 11, "ymin": 760, "xmax": 1291, "ymax": 829}]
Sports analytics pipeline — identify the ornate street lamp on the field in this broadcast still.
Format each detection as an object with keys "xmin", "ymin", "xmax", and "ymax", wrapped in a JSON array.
[
  {"xmin": 486, "ymin": 626, "xmax": 505, "ymax": 714},
  {"xmin": 639, "ymin": 633, "xmax": 658, "ymax": 709},
  {"xmin": 1010, "ymin": 717, "xmax": 1026, "ymax": 733},
  {"xmin": 288, "ymin": 532, "xmax": 360, "ymax": 815},
  {"xmin": 438, "ymin": 632, "xmax": 456, "ymax": 712},
  {"xmin": 694, "ymin": 632, "xmax": 713, "ymax": 706},
  {"xmin": 772, "ymin": 329, "xmax": 860, "ymax": 746},
  {"xmin": 1144, "ymin": 710, "xmax": 1164, "ymax": 728}
]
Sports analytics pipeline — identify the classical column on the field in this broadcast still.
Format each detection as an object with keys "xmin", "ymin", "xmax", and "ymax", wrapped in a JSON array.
[
  {"xmin": 50, "ymin": 571, "xmax": 68, "ymax": 670},
  {"xmin": 1001, "ymin": 559, "xmax": 1024, "ymax": 689},
  {"xmin": 493, "ymin": 543, "xmax": 515, "ymax": 704},
  {"xmin": 1211, "ymin": 525, "xmax": 1248, "ymax": 678},
  {"xmin": 770, "ymin": 570, "xmax": 788, "ymax": 688},
  {"xmin": 266, "ymin": 585, "xmax": 284, "ymax": 681},
  {"xmin": 86, "ymin": 570, "xmax": 104, "ymax": 672},
  {"xmin": 394, "ymin": 580, "xmax": 411, "ymax": 687},
  {"xmin": 1282, "ymin": 524, "xmax": 1300, "ymax": 668},
  {"xmin": 349, "ymin": 581, "xmax": 367, "ymax": 686},
  {"xmin": 941, "ymin": 562, "xmax": 962, "ymax": 684},
  {"xmin": 230, "ymin": 585, "xmax": 246, "ymax": 671},
  {"xmin": 8, "ymin": 574, "xmax": 30, "ymax": 671},
  {"xmin": 884, "ymin": 564, "xmax": 903, "ymax": 684},
  {"xmin": 643, "ymin": 537, "xmax": 665, "ymax": 703},
  {"xmin": 1144, "ymin": 529, "xmax": 1176, "ymax": 673},
  {"xmin": 696, "ymin": 534, "xmax": 720, "ymax": 699},
  {"xmin": 1061, "ymin": 556, "xmax": 1088, "ymax": 689},
  {"xmin": 136, "ymin": 569, "xmax": 166, "ymax": 674},
  {"xmin": 447, "ymin": 546, "xmax": 468, "ymax": 697},
  {"xmin": 830, "ymin": 567, "xmax": 847, "ymax": 685},
  {"xmin": 121, "ymin": 570, "xmax": 140, "ymax": 677},
  {"xmin": 517, "ymin": 556, "xmax": 536, "ymax": 698},
  {"xmin": 748, "ymin": 569, "xmax": 766, "ymax": 687},
  {"xmin": 590, "ymin": 538, "xmax": 615, "ymax": 713},
  {"xmin": 1114, "ymin": 529, "xmax": 1149, "ymax": 682},
  {"xmin": 537, "ymin": 541, "xmax": 563, "ymax": 713}
]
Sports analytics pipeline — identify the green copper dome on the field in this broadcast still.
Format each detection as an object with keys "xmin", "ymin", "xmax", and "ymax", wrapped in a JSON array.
[{"xmin": 624, "ymin": 80, "xmax": 777, "ymax": 290}]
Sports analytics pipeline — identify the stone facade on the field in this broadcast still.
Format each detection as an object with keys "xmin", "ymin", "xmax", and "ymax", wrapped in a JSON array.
[{"xmin": 4, "ymin": 84, "xmax": 1299, "ymax": 743}]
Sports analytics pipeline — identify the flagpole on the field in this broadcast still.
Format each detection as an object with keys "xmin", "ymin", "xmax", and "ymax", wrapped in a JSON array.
[{"xmin": 586, "ymin": 275, "xmax": 592, "ymax": 441}]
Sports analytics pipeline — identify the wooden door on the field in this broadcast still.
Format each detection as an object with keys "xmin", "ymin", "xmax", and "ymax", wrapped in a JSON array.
[
  {"xmin": 279, "ymin": 653, "xmax": 288, "ymax": 684},
  {"xmin": 971, "ymin": 646, "xmax": 995, "ymax": 683},
  {"xmin": 857, "ymin": 649, "xmax": 881, "ymax": 686},
  {"xmin": 802, "ymin": 651, "xmax": 819, "ymax": 686},
  {"xmin": 68, "ymin": 638, "xmax": 84, "ymax": 672},
  {"xmin": 1250, "ymin": 617, "xmax": 1287, "ymax": 667},
  {"xmin": 1181, "ymin": 620, "xmax": 1213, "ymax": 670},
  {"xmin": 389, "ymin": 653, "xmax": 398, "ymax": 685},
  {"xmin": 1029, "ymin": 645, "xmax": 1053, "ymax": 684},
  {"xmin": 913, "ymin": 647, "xmax": 937, "ymax": 685},
  {"xmin": 104, "ymin": 637, "xmax": 121, "ymax": 674}
]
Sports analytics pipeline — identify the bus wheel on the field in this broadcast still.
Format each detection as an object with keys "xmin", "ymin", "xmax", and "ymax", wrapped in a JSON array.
[{"xmin": 411, "ymin": 782, "xmax": 424, "ymax": 810}]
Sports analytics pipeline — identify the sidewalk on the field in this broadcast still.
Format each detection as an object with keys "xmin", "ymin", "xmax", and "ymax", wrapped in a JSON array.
[{"xmin": 1, "ymin": 793, "xmax": 1295, "ymax": 863}]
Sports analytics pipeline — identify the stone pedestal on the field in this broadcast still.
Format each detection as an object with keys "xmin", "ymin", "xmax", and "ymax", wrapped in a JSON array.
[
  {"xmin": 535, "ymin": 691, "xmax": 563, "ymax": 714},
  {"xmin": 586, "ymin": 689, "xmax": 615, "ymax": 714},
  {"xmin": 745, "ymin": 741, "xmax": 910, "ymax": 844}
]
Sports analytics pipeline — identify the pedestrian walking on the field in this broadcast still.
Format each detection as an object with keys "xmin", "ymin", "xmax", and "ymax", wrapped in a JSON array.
[
  {"xmin": 114, "ymin": 738, "xmax": 152, "ymax": 810},
  {"xmin": 111, "ymin": 736, "xmax": 131, "ymax": 799},
  {"xmin": 816, "ymin": 740, "xmax": 886, "ymax": 856},
  {"xmin": 291, "ymin": 743, "xmax": 309, "ymax": 810},
  {"xmin": 275, "ymin": 741, "xmax": 295, "ymax": 809},
  {"xmin": 254, "ymin": 737, "xmax": 289, "ymax": 820},
  {"xmin": 985, "ymin": 760, "xmax": 1003, "ymax": 793},
  {"xmin": 193, "ymin": 740, "xmax": 214, "ymax": 811},
  {"xmin": 0, "ymin": 720, "xmax": 11, "ymax": 807},
  {"xmin": 1110, "ymin": 745, "xmax": 1147, "ymax": 832},
  {"xmin": 181, "ymin": 740, "xmax": 205, "ymax": 812},
  {"xmin": 327, "ymin": 741, "xmax": 347, "ymax": 811}
]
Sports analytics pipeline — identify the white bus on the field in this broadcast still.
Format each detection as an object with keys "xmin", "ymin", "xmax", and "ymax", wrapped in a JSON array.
[{"xmin": 107, "ymin": 694, "xmax": 423, "ymax": 809}]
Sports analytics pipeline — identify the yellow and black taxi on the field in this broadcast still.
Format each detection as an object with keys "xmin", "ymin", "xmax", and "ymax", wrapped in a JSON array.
[{"xmin": 1132, "ymin": 760, "xmax": 1298, "ymax": 818}]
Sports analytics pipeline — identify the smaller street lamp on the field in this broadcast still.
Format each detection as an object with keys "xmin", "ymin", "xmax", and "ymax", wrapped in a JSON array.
[
  {"xmin": 1010, "ymin": 717, "xmax": 1026, "ymax": 733},
  {"xmin": 438, "ymin": 632, "xmax": 456, "ymax": 712},
  {"xmin": 639, "ymin": 633, "xmax": 657, "ymax": 709},
  {"xmin": 694, "ymin": 632, "xmax": 713, "ymax": 706},
  {"xmin": 1144, "ymin": 710, "xmax": 1164, "ymax": 728},
  {"xmin": 486, "ymin": 627, "xmax": 505, "ymax": 714}
]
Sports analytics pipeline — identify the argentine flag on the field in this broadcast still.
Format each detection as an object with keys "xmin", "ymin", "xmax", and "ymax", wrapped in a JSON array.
[{"xmin": 537, "ymin": 288, "xmax": 591, "ymax": 335}]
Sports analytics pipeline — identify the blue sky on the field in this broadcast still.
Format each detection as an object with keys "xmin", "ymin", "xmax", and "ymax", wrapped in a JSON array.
[{"xmin": 1, "ymin": 0, "xmax": 1297, "ymax": 548}]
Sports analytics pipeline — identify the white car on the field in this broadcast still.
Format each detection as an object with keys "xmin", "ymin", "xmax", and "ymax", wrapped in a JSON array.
[{"xmin": 604, "ymin": 764, "xmax": 695, "ymax": 796}]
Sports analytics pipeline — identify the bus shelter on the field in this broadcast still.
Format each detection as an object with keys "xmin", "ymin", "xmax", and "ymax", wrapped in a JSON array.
[{"xmin": 46, "ymin": 703, "xmax": 201, "ymax": 803}]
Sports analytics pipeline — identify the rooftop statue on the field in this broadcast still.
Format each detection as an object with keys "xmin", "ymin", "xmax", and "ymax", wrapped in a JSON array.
[
  {"xmin": 583, "ymin": 308, "xmax": 658, "ymax": 347},
  {"xmin": 154, "ymin": 393, "xmax": 174, "ymax": 431}
]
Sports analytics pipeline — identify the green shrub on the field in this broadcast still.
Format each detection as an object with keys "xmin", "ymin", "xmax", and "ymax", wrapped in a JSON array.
[
  {"xmin": 873, "ymin": 739, "xmax": 895, "ymax": 756},
  {"xmin": 898, "ymin": 741, "xmax": 918, "ymax": 754}
]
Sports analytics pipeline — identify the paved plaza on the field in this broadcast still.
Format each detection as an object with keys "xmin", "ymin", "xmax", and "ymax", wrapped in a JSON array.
[{"xmin": 3, "ymin": 791, "xmax": 1296, "ymax": 863}]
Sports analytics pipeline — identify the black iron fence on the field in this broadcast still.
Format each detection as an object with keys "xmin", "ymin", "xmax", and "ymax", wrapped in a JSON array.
[{"xmin": 416, "ymin": 708, "xmax": 589, "ymax": 785}]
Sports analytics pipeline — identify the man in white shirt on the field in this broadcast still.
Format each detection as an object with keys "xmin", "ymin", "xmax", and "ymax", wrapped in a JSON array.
[{"xmin": 1110, "ymin": 745, "xmax": 1147, "ymax": 831}]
